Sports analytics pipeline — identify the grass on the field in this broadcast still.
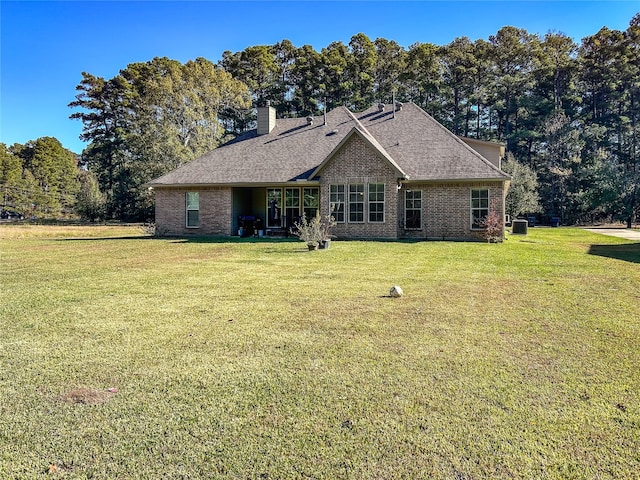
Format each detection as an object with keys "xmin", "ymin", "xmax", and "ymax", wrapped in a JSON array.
[{"xmin": 0, "ymin": 224, "xmax": 639, "ymax": 479}]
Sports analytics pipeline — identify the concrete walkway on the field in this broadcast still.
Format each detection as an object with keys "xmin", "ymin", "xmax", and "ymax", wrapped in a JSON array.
[{"xmin": 584, "ymin": 228, "xmax": 640, "ymax": 241}]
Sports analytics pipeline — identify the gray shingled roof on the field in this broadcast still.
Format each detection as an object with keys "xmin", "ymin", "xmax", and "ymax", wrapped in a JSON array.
[{"xmin": 147, "ymin": 103, "xmax": 509, "ymax": 187}]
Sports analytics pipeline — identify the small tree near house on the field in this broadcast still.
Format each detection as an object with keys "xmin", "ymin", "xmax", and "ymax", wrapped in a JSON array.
[{"xmin": 480, "ymin": 198, "xmax": 504, "ymax": 243}]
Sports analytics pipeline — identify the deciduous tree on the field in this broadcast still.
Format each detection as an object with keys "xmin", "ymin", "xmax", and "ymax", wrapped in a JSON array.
[
  {"xmin": 502, "ymin": 152, "xmax": 541, "ymax": 218},
  {"xmin": 70, "ymin": 58, "xmax": 250, "ymax": 220}
]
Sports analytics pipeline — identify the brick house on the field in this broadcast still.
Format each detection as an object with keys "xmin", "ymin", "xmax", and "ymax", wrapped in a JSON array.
[{"xmin": 147, "ymin": 102, "xmax": 510, "ymax": 240}]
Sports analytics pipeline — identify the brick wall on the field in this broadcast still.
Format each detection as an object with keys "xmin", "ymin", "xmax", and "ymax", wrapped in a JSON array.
[
  {"xmin": 319, "ymin": 134, "xmax": 400, "ymax": 239},
  {"xmin": 399, "ymin": 181, "xmax": 505, "ymax": 240},
  {"xmin": 154, "ymin": 187, "xmax": 232, "ymax": 236},
  {"xmin": 152, "ymin": 137, "xmax": 506, "ymax": 241}
]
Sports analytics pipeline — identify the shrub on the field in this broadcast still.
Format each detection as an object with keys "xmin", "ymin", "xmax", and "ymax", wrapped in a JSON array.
[
  {"xmin": 291, "ymin": 213, "xmax": 322, "ymax": 247},
  {"xmin": 480, "ymin": 199, "xmax": 504, "ymax": 243},
  {"xmin": 291, "ymin": 212, "xmax": 335, "ymax": 248}
]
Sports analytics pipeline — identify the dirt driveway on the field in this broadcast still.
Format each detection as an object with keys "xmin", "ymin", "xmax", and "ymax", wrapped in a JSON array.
[{"xmin": 584, "ymin": 228, "xmax": 640, "ymax": 241}]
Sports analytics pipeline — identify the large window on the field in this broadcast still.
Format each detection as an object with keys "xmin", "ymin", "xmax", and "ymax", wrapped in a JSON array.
[
  {"xmin": 267, "ymin": 188, "xmax": 282, "ymax": 228},
  {"xmin": 349, "ymin": 183, "xmax": 364, "ymax": 222},
  {"xmin": 303, "ymin": 187, "xmax": 319, "ymax": 219},
  {"xmin": 405, "ymin": 190, "xmax": 422, "ymax": 229},
  {"xmin": 329, "ymin": 184, "xmax": 345, "ymax": 222},
  {"xmin": 471, "ymin": 188, "xmax": 489, "ymax": 229},
  {"xmin": 186, "ymin": 192, "xmax": 199, "ymax": 228},
  {"xmin": 368, "ymin": 183, "xmax": 385, "ymax": 223}
]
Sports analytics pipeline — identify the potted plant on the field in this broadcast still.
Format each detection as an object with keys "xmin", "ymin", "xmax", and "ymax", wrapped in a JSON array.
[
  {"xmin": 291, "ymin": 212, "xmax": 336, "ymax": 250},
  {"xmin": 291, "ymin": 213, "xmax": 322, "ymax": 250}
]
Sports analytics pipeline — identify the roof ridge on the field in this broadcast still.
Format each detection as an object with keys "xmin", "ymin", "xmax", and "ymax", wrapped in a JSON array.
[{"xmin": 343, "ymin": 105, "xmax": 367, "ymax": 129}]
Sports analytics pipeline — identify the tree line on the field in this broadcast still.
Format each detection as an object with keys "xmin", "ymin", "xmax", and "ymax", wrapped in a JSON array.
[
  {"xmin": 0, "ymin": 137, "xmax": 80, "ymax": 219},
  {"xmin": 4, "ymin": 16, "xmax": 638, "ymax": 225}
]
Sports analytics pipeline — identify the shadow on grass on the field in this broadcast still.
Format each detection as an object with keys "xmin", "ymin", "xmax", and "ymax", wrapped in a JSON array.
[
  {"xmin": 169, "ymin": 236, "xmax": 298, "ymax": 244},
  {"xmin": 56, "ymin": 236, "xmax": 153, "ymax": 241},
  {"xmin": 56, "ymin": 235, "xmax": 300, "ymax": 244},
  {"xmin": 588, "ymin": 242, "xmax": 640, "ymax": 264}
]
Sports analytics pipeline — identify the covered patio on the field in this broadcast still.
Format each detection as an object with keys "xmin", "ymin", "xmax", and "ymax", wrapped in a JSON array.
[{"xmin": 231, "ymin": 185, "xmax": 320, "ymax": 237}]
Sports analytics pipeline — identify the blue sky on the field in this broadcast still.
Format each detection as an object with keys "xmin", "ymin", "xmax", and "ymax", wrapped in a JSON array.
[{"xmin": 1, "ymin": 1, "xmax": 639, "ymax": 154}]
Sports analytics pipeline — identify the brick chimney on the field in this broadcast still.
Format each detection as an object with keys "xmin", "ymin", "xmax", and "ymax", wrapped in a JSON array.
[{"xmin": 257, "ymin": 101, "xmax": 276, "ymax": 135}]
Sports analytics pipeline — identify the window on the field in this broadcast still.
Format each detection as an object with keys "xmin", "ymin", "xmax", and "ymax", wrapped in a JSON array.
[
  {"xmin": 405, "ymin": 190, "xmax": 422, "ymax": 229},
  {"xmin": 303, "ymin": 187, "xmax": 319, "ymax": 219},
  {"xmin": 368, "ymin": 183, "xmax": 385, "ymax": 223},
  {"xmin": 348, "ymin": 183, "xmax": 364, "ymax": 222},
  {"xmin": 267, "ymin": 188, "xmax": 282, "ymax": 228},
  {"xmin": 186, "ymin": 192, "xmax": 199, "ymax": 228},
  {"xmin": 284, "ymin": 188, "xmax": 301, "ymax": 227},
  {"xmin": 471, "ymin": 188, "xmax": 489, "ymax": 229},
  {"xmin": 329, "ymin": 184, "xmax": 345, "ymax": 222}
]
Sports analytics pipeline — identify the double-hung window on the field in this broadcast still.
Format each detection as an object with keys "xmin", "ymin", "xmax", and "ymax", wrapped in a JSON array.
[
  {"xmin": 186, "ymin": 192, "xmax": 199, "ymax": 228},
  {"xmin": 329, "ymin": 184, "xmax": 345, "ymax": 222},
  {"xmin": 285, "ymin": 188, "xmax": 301, "ymax": 227},
  {"xmin": 471, "ymin": 188, "xmax": 489, "ymax": 229},
  {"xmin": 348, "ymin": 183, "xmax": 364, "ymax": 222},
  {"xmin": 405, "ymin": 190, "xmax": 422, "ymax": 229},
  {"xmin": 303, "ymin": 187, "xmax": 319, "ymax": 219},
  {"xmin": 368, "ymin": 183, "xmax": 385, "ymax": 223}
]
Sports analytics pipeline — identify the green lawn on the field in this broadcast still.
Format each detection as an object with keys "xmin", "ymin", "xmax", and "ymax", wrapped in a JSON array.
[{"xmin": 1, "ymin": 225, "xmax": 639, "ymax": 479}]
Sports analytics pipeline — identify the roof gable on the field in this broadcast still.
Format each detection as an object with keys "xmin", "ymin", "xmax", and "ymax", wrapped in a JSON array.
[{"xmin": 309, "ymin": 125, "xmax": 408, "ymax": 180}]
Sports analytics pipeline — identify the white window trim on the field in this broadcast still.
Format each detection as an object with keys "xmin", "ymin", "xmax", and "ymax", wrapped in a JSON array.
[
  {"xmin": 303, "ymin": 187, "xmax": 319, "ymax": 218},
  {"xmin": 329, "ymin": 184, "xmax": 346, "ymax": 223},
  {"xmin": 285, "ymin": 187, "xmax": 301, "ymax": 211},
  {"xmin": 185, "ymin": 191, "xmax": 200, "ymax": 228},
  {"xmin": 470, "ymin": 188, "xmax": 489, "ymax": 230},
  {"xmin": 404, "ymin": 189, "xmax": 422, "ymax": 230},
  {"xmin": 348, "ymin": 183, "xmax": 365, "ymax": 223},
  {"xmin": 368, "ymin": 183, "xmax": 385, "ymax": 223}
]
